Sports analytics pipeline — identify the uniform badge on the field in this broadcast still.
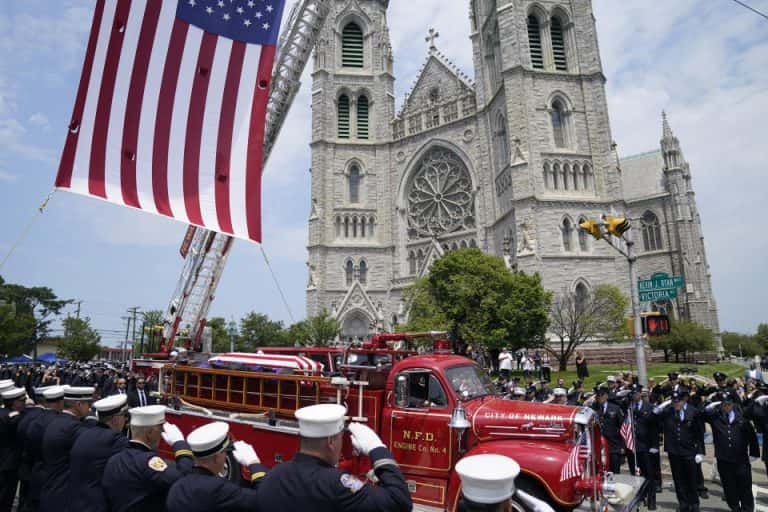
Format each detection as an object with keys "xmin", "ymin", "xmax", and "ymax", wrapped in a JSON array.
[
  {"xmin": 148, "ymin": 456, "xmax": 168, "ymax": 472},
  {"xmin": 340, "ymin": 473, "xmax": 364, "ymax": 493}
]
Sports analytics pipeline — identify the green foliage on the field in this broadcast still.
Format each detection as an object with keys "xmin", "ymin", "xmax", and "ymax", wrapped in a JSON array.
[
  {"xmin": 207, "ymin": 317, "xmax": 234, "ymax": 353},
  {"xmin": 58, "ymin": 317, "xmax": 101, "ymax": 361},
  {"xmin": 549, "ymin": 284, "xmax": 629, "ymax": 370},
  {"xmin": 756, "ymin": 323, "xmax": 768, "ymax": 350},
  {"xmin": 237, "ymin": 312, "xmax": 288, "ymax": 349},
  {"xmin": 0, "ymin": 300, "xmax": 35, "ymax": 357},
  {"xmin": 404, "ymin": 249, "xmax": 551, "ymax": 352},
  {"xmin": 288, "ymin": 310, "xmax": 341, "ymax": 347},
  {"xmin": 721, "ymin": 331, "xmax": 762, "ymax": 357},
  {"xmin": 650, "ymin": 319, "xmax": 715, "ymax": 362}
]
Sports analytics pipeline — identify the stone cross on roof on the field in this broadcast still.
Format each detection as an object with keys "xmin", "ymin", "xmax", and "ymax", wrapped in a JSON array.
[{"xmin": 425, "ymin": 28, "xmax": 440, "ymax": 51}]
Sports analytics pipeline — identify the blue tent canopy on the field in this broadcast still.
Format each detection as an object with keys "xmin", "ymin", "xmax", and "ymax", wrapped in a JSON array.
[
  {"xmin": 36, "ymin": 352, "xmax": 66, "ymax": 364},
  {"xmin": 3, "ymin": 354, "xmax": 33, "ymax": 363}
]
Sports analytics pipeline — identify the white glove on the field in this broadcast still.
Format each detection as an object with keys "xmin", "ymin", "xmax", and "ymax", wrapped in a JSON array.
[
  {"xmin": 694, "ymin": 454, "xmax": 704, "ymax": 464},
  {"xmin": 705, "ymin": 401, "xmax": 721, "ymax": 411},
  {"xmin": 756, "ymin": 395, "xmax": 768, "ymax": 405},
  {"xmin": 162, "ymin": 422, "xmax": 185, "ymax": 446},
  {"xmin": 751, "ymin": 457, "xmax": 759, "ymax": 463},
  {"xmin": 232, "ymin": 440, "xmax": 260, "ymax": 466},
  {"xmin": 617, "ymin": 389, "xmax": 631, "ymax": 398},
  {"xmin": 649, "ymin": 448, "xmax": 659, "ymax": 454},
  {"xmin": 348, "ymin": 422, "xmax": 385, "ymax": 455},
  {"xmin": 653, "ymin": 400, "xmax": 672, "ymax": 414}
]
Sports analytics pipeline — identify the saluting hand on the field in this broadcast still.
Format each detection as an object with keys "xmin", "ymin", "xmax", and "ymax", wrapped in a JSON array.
[
  {"xmin": 232, "ymin": 440, "xmax": 260, "ymax": 466},
  {"xmin": 162, "ymin": 422, "xmax": 185, "ymax": 446},
  {"xmin": 348, "ymin": 422, "xmax": 385, "ymax": 456}
]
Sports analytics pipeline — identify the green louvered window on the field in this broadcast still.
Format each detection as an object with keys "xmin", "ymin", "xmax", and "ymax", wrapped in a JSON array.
[
  {"xmin": 527, "ymin": 16, "xmax": 544, "ymax": 70},
  {"xmin": 551, "ymin": 17, "xmax": 568, "ymax": 71},
  {"xmin": 357, "ymin": 95, "xmax": 369, "ymax": 140},
  {"xmin": 338, "ymin": 94, "xmax": 350, "ymax": 139},
  {"xmin": 342, "ymin": 23, "xmax": 364, "ymax": 68}
]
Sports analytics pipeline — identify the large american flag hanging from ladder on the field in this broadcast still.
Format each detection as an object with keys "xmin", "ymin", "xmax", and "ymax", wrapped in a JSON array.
[{"xmin": 55, "ymin": 0, "xmax": 286, "ymax": 243}]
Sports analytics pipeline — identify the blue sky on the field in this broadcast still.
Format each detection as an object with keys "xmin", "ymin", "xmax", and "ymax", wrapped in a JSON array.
[{"xmin": 1, "ymin": 0, "xmax": 767, "ymax": 346}]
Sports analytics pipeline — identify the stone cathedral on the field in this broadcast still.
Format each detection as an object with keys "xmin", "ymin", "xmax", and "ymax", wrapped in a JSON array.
[{"xmin": 305, "ymin": 0, "xmax": 720, "ymax": 345}]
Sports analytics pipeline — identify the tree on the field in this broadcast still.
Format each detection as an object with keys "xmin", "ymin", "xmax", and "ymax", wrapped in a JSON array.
[
  {"xmin": 721, "ymin": 331, "xmax": 761, "ymax": 358},
  {"xmin": 650, "ymin": 320, "xmax": 715, "ymax": 363},
  {"xmin": 237, "ymin": 313, "xmax": 288, "ymax": 349},
  {"xmin": 207, "ymin": 317, "xmax": 234, "ymax": 353},
  {"xmin": 288, "ymin": 310, "xmax": 341, "ymax": 347},
  {"xmin": 549, "ymin": 284, "xmax": 629, "ymax": 371},
  {"xmin": 58, "ymin": 317, "xmax": 102, "ymax": 361},
  {"xmin": 756, "ymin": 323, "xmax": 768, "ymax": 350},
  {"xmin": 398, "ymin": 277, "xmax": 449, "ymax": 334},
  {"xmin": 408, "ymin": 249, "xmax": 550, "ymax": 353},
  {"xmin": 0, "ymin": 300, "xmax": 35, "ymax": 357}
]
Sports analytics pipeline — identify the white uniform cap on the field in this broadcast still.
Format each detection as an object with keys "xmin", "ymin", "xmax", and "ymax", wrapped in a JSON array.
[
  {"xmin": 64, "ymin": 386, "xmax": 95, "ymax": 399},
  {"xmin": 34, "ymin": 386, "xmax": 53, "ymax": 397},
  {"xmin": 456, "ymin": 454, "xmax": 520, "ymax": 504},
  {"xmin": 512, "ymin": 387, "xmax": 526, "ymax": 396},
  {"xmin": 130, "ymin": 404, "xmax": 167, "ymax": 427},
  {"xmin": 1, "ymin": 387, "xmax": 27, "ymax": 400},
  {"xmin": 294, "ymin": 404, "xmax": 346, "ymax": 438},
  {"xmin": 0, "ymin": 380, "xmax": 14, "ymax": 392},
  {"xmin": 607, "ymin": 376, "xmax": 616, "ymax": 383},
  {"xmin": 93, "ymin": 394, "xmax": 128, "ymax": 418},
  {"xmin": 43, "ymin": 386, "xmax": 67, "ymax": 400},
  {"xmin": 187, "ymin": 421, "xmax": 231, "ymax": 457},
  {"xmin": 553, "ymin": 388, "xmax": 567, "ymax": 397}
]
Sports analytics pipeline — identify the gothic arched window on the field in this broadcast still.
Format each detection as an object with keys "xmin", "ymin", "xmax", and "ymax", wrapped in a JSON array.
[
  {"xmin": 368, "ymin": 216, "xmax": 375, "ymax": 237},
  {"xmin": 641, "ymin": 211, "xmax": 663, "ymax": 251},
  {"xmin": 578, "ymin": 216, "xmax": 589, "ymax": 252},
  {"xmin": 572, "ymin": 164, "xmax": 580, "ymax": 191},
  {"xmin": 357, "ymin": 95, "xmax": 369, "ymax": 140},
  {"xmin": 575, "ymin": 282, "xmax": 589, "ymax": 314},
  {"xmin": 552, "ymin": 163, "xmax": 561, "ymax": 190},
  {"xmin": 551, "ymin": 99, "xmax": 566, "ymax": 148},
  {"xmin": 359, "ymin": 260, "xmax": 368, "ymax": 285},
  {"xmin": 348, "ymin": 165, "xmax": 360, "ymax": 204},
  {"xmin": 563, "ymin": 163, "xmax": 571, "ymax": 190},
  {"xmin": 341, "ymin": 23, "xmax": 364, "ymax": 68},
  {"xmin": 583, "ymin": 164, "xmax": 591, "ymax": 190},
  {"xmin": 345, "ymin": 260, "xmax": 354, "ymax": 286},
  {"xmin": 551, "ymin": 16, "xmax": 568, "ymax": 71},
  {"xmin": 495, "ymin": 114, "xmax": 510, "ymax": 170},
  {"xmin": 561, "ymin": 218, "xmax": 573, "ymax": 252},
  {"xmin": 407, "ymin": 147, "xmax": 475, "ymax": 238},
  {"xmin": 527, "ymin": 15, "xmax": 544, "ymax": 69},
  {"xmin": 337, "ymin": 94, "xmax": 350, "ymax": 139}
]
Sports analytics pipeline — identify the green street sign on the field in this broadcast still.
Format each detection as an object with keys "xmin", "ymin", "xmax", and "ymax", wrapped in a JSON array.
[
  {"xmin": 639, "ymin": 289, "xmax": 678, "ymax": 302},
  {"xmin": 638, "ymin": 273, "xmax": 685, "ymax": 292}
]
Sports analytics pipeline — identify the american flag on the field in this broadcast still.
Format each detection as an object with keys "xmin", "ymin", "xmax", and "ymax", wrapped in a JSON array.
[
  {"xmin": 55, "ymin": 0, "xmax": 287, "ymax": 243},
  {"xmin": 560, "ymin": 431, "xmax": 589, "ymax": 481},
  {"xmin": 621, "ymin": 408, "xmax": 635, "ymax": 452}
]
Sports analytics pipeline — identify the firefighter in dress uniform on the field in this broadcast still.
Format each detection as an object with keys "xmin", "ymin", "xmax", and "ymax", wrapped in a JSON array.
[
  {"xmin": 102, "ymin": 404, "xmax": 194, "ymax": 512},
  {"xmin": 14, "ymin": 386, "xmax": 49, "ymax": 512},
  {"xmin": 39, "ymin": 386, "xmax": 97, "ymax": 512},
  {"xmin": 0, "ymin": 384, "xmax": 25, "ymax": 512},
  {"xmin": 702, "ymin": 393, "xmax": 759, "ymax": 512},
  {"xmin": 626, "ymin": 385, "xmax": 659, "ymax": 510},
  {"xmin": 455, "ymin": 454, "xmax": 520, "ymax": 512},
  {"xmin": 69, "ymin": 394, "xmax": 130, "ymax": 512},
  {"xmin": 166, "ymin": 421, "xmax": 269, "ymax": 511},
  {"xmin": 257, "ymin": 403, "xmax": 412, "ymax": 512},
  {"xmin": 590, "ymin": 387, "xmax": 624, "ymax": 473},
  {"xmin": 654, "ymin": 387, "xmax": 704, "ymax": 512}
]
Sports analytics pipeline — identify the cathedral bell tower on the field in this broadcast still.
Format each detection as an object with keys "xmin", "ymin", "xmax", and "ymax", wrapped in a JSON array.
[{"xmin": 306, "ymin": 0, "xmax": 395, "ymax": 340}]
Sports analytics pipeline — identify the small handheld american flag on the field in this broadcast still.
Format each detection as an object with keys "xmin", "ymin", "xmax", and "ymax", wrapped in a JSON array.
[
  {"xmin": 620, "ymin": 408, "xmax": 635, "ymax": 453},
  {"xmin": 560, "ymin": 431, "xmax": 589, "ymax": 481}
]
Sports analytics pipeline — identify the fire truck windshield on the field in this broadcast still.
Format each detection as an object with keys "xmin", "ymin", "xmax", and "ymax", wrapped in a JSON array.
[{"xmin": 445, "ymin": 364, "xmax": 496, "ymax": 401}]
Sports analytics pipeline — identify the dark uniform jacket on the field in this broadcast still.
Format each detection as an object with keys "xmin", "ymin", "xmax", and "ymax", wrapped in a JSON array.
[
  {"xmin": 23, "ymin": 408, "xmax": 59, "ymax": 508},
  {"xmin": 703, "ymin": 408, "xmax": 758, "ymax": 464},
  {"xmin": 102, "ymin": 440, "xmax": 194, "ymax": 512},
  {"xmin": 593, "ymin": 401, "xmax": 624, "ymax": 453},
  {"xmin": 658, "ymin": 404, "xmax": 703, "ymax": 457},
  {"xmin": 746, "ymin": 401, "xmax": 768, "ymax": 462},
  {"xmin": 16, "ymin": 406, "xmax": 45, "ymax": 484},
  {"xmin": 166, "ymin": 462, "xmax": 268, "ymax": 512},
  {"xmin": 257, "ymin": 447, "xmax": 412, "ymax": 512},
  {"xmin": 629, "ymin": 399, "xmax": 659, "ymax": 452},
  {"xmin": 39, "ymin": 412, "xmax": 97, "ymax": 512},
  {"xmin": 0, "ymin": 407, "xmax": 23, "ymax": 472},
  {"xmin": 69, "ymin": 422, "xmax": 130, "ymax": 512}
]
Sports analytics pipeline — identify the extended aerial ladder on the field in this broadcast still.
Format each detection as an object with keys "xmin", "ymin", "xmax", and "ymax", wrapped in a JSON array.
[{"xmin": 155, "ymin": 0, "xmax": 331, "ymax": 355}]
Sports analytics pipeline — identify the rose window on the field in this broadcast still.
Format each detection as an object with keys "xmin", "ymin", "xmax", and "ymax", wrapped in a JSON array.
[{"xmin": 407, "ymin": 148, "xmax": 475, "ymax": 238}]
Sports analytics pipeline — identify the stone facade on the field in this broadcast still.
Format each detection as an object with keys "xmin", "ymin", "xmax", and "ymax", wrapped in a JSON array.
[{"xmin": 306, "ymin": 0, "xmax": 720, "ymax": 346}]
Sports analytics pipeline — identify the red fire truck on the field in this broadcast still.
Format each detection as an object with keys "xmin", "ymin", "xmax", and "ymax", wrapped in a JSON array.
[{"xmin": 155, "ymin": 334, "xmax": 645, "ymax": 511}]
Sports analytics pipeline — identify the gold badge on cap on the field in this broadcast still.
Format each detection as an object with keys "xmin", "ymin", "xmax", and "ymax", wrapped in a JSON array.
[{"xmin": 148, "ymin": 456, "xmax": 168, "ymax": 472}]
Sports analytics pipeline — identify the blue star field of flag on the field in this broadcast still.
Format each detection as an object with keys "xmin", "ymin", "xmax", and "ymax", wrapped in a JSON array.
[{"xmin": 176, "ymin": 0, "xmax": 286, "ymax": 45}]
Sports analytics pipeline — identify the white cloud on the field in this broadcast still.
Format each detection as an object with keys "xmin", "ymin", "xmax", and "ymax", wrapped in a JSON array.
[
  {"xmin": 0, "ymin": 169, "xmax": 17, "ymax": 182},
  {"xmin": 28, "ymin": 112, "xmax": 50, "ymax": 129}
]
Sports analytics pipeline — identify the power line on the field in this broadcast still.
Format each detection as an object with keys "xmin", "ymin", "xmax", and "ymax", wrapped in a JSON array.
[{"xmin": 730, "ymin": 0, "xmax": 768, "ymax": 20}]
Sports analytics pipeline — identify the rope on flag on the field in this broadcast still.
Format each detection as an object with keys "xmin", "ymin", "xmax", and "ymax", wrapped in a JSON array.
[
  {"xmin": 55, "ymin": 0, "xmax": 287, "ymax": 243},
  {"xmin": 560, "ymin": 431, "xmax": 589, "ymax": 481}
]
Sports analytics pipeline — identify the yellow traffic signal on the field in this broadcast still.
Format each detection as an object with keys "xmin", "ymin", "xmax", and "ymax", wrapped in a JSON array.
[
  {"xmin": 604, "ymin": 216, "xmax": 631, "ymax": 238},
  {"xmin": 579, "ymin": 219, "xmax": 603, "ymax": 240}
]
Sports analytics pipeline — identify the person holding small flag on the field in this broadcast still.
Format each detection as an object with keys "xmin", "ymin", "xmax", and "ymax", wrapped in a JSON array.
[
  {"xmin": 590, "ymin": 387, "xmax": 624, "ymax": 473},
  {"xmin": 625, "ymin": 384, "xmax": 659, "ymax": 510}
]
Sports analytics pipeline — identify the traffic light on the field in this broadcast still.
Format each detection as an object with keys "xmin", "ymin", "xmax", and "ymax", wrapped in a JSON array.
[
  {"xmin": 641, "ymin": 312, "xmax": 671, "ymax": 336},
  {"xmin": 579, "ymin": 219, "xmax": 603, "ymax": 240},
  {"xmin": 604, "ymin": 216, "xmax": 631, "ymax": 238}
]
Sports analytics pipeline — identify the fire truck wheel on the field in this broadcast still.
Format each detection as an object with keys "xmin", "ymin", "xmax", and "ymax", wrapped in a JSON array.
[
  {"xmin": 220, "ymin": 451, "xmax": 244, "ymax": 485},
  {"xmin": 515, "ymin": 476, "xmax": 575, "ymax": 512}
]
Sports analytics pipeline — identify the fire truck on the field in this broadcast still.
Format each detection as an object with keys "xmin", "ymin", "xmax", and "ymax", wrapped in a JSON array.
[{"xmin": 154, "ymin": 332, "xmax": 645, "ymax": 512}]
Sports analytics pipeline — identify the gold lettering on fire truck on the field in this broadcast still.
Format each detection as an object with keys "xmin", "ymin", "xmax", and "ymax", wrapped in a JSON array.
[{"xmin": 394, "ymin": 430, "xmax": 444, "ymax": 454}]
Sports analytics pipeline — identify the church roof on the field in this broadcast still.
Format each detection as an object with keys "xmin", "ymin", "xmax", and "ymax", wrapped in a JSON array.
[{"xmin": 619, "ymin": 150, "xmax": 666, "ymax": 201}]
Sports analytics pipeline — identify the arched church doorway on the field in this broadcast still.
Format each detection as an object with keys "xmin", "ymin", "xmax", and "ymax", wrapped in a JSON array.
[{"xmin": 341, "ymin": 310, "xmax": 372, "ymax": 342}]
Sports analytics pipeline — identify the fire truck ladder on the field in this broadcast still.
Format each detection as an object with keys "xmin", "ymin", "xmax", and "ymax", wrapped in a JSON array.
[{"xmin": 158, "ymin": 0, "xmax": 331, "ymax": 354}]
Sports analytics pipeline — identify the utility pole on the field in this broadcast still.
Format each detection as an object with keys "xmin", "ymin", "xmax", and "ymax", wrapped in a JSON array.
[
  {"xmin": 122, "ymin": 316, "xmax": 131, "ymax": 363},
  {"xmin": 74, "ymin": 300, "xmax": 83, "ymax": 319},
  {"xmin": 127, "ymin": 307, "xmax": 140, "ymax": 363}
]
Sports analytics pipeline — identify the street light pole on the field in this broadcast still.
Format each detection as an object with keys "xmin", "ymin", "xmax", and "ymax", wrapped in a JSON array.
[
  {"xmin": 228, "ymin": 320, "xmax": 237, "ymax": 353},
  {"xmin": 626, "ymin": 233, "xmax": 648, "ymax": 386}
]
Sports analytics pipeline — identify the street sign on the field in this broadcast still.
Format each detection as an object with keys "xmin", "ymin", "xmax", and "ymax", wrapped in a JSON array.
[
  {"xmin": 638, "ymin": 272, "xmax": 685, "ymax": 292},
  {"xmin": 639, "ymin": 289, "xmax": 678, "ymax": 302}
]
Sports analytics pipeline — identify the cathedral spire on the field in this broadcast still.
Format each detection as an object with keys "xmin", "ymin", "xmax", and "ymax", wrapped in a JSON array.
[
  {"xmin": 661, "ymin": 110, "xmax": 675, "ymax": 141},
  {"xmin": 660, "ymin": 111, "xmax": 685, "ymax": 170}
]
